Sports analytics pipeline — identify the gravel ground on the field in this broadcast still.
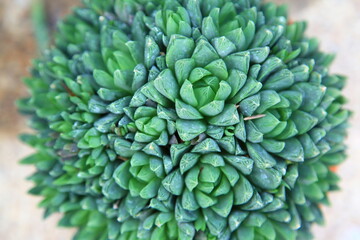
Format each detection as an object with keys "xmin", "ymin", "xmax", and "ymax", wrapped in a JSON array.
[{"xmin": 0, "ymin": 0, "xmax": 359, "ymax": 239}]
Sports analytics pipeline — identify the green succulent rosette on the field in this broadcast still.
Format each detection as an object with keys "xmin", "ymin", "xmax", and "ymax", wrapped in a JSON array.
[{"xmin": 18, "ymin": 0, "xmax": 350, "ymax": 239}]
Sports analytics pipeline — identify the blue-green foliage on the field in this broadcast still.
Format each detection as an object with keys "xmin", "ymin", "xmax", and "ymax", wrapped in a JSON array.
[{"xmin": 18, "ymin": 0, "xmax": 350, "ymax": 239}]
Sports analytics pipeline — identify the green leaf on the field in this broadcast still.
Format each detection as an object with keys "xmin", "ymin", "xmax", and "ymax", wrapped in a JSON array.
[
  {"xmin": 186, "ymin": 0, "xmax": 202, "ymax": 27},
  {"xmin": 211, "ymin": 192, "xmax": 233, "ymax": 217},
  {"xmin": 139, "ymin": 140, "xmax": 161, "ymax": 157},
  {"xmin": 235, "ymin": 117, "xmax": 246, "ymax": 142},
  {"xmin": 224, "ymin": 51, "xmax": 250, "ymax": 74},
  {"xmin": 107, "ymin": 96, "xmax": 132, "ymax": 114},
  {"xmin": 144, "ymin": 36, "xmax": 160, "ymax": 68},
  {"xmin": 261, "ymin": 139, "xmax": 285, "ymax": 153},
  {"xmin": 246, "ymin": 143, "xmax": 276, "ymax": 168},
  {"xmin": 114, "ymin": 138, "xmax": 136, "ymax": 158},
  {"xmin": 182, "ymin": 189, "xmax": 200, "ymax": 211},
  {"xmin": 192, "ymin": 39, "xmax": 220, "ymax": 67},
  {"xmin": 132, "ymin": 64, "xmax": 147, "ymax": 91},
  {"xmin": 253, "ymin": 112, "xmax": 280, "ymax": 134},
  {"xmin": 245, "ymin": 121, "xmax": 263, "ymax": 143},
  {"xmin": 256, "ymin": 90, "xmax": 281, "ymax": 113},
  {"xmin": 189, "ymin": 67, "xmax": 212, "ymax": 83},
  {"xmin": 180, "ymin": 153, "xmax": 200, "ymax": 174},
  {"xmin": 93, "ymin": 69, "xmax": 114, "ymax": 89},
  {"xmin": 170, "ymin": 143, "xmax": 192, "ymax": 166},
  {"xmin": 155, "ymin": 212, "xmax": 173, "ymax": 227},
  {"xmin": 280, "ymin": 91, "xmax": 303, "ymax": 110},
  {"xmin": 206, "ymin": 125, "xmax": 224, "ymax": 140},
  {"xmin": 140, "ymin": 179, "xmax": 161, "ymax": 199},
  {"xmin": 135, "ymin": 166, "xmax": 155, "ymax": 182},
  {"xmin": 249, "ymin": 47, "xmax": 270, "ymax": 63},
  {"xmin": 175, "ymin": 99, "xmax": 203, "ymax": 120},
  {"xmin": 94, "ymin": 114, "xmax": 120, "ymax": 133},
  {"xmin": 292, "ymin": 82, "xmax": 326, "ymax": 112},
  {"xmin": 199, "ymin": 100, "xmax": 225, "ymax": 117},
  {"xmin": 239, "ymin": 94, "xmax": 260, "ymax": 116},
  {"xmin": 229, "ymin": 211, "xmax": 249, "ymax": 231},
  {"xmin": 166, "ymin": 35, "xmax": 195, "ymax": 69},
  {"xmin": 277, "ymin": 138, "xmax": 304, "ymax": 162},
  {"xmin": 150, "ymin": 157, "xmax": 165, "ymax": 178},
  {"xmin": 154, "ymin": 69, "xmax": 179, "ymax": 101},
  {"xmin": 273, "ymin": 222, "xmax": 297, "ymax": 240},
  {"xmin": 200, "ymin": 153, "xmax": 225, "ymax": 167},
  {"xmin": 157, "ymin": 105, "xmax": 178, "ymax": 121},
  {"xmin": 249, "ymin": 167, "xmax": 282, "ymax": 190},
  {"xmin": 258, "ymin": 57, "xmax": 284, "ymax": 82},
  {"xmin": 215, "ymin": 81, "xmax": 232, "ymax": 100},
  {"xmin": 227, "ymin": 69, "xmax": 247, "ymax": 98},
  {"xmin": 231, "ymin": 78, "xmax": 262, "ymax": 104},
  {"xmin": 126, "ymin": 40, "xmax": 144, "ymax": 65},
  {"xmin": 134, "ymin": 106, "xmax": 156, "ymax": 119},
  {"xmin": 225, "ymin": 28, "xmax": 246, "ymax": 51},
  {"xmin": 180, "ymin": 79, "xmax": 198, "ymax": 107},
  {"xmin": 291, "ymin": 64, "xmax": 310, "ymax": 82},
  {"xmin": 211, "ymin": 36, "xmax": 237, "ymax": 57},
  {"xmin": 205, "ymin": 59, "xmax": 228, "ymax": 79},
  {"xmin": 191, "ymin": 138, "xmax": 221, "ymax": 154},
  {"xmin": 234, "ymin": 175, "xmax": 253, "ymax": 205},
  {"xmin": 268, "ymin": 209, "xmax": 292, "ymax": 223},
  {"xmin": 202, "ymin": 209, "xmax": 227, "ymax": 236},
  {"xmin": 176, "ymin": 119, "xmax": 207, "ymax": 141},
  {"xmin": 179, "ymin": 223, "xmax": 196, "ymax": 240},
  {"xmin": 162, "ymin": 170, "xmax": 184, "ymax": 195},
  {"xmin": 244, "ymin": 213, "xmax": 267, "ymax": 228},
  {"xmin": 299, "ymin": 134, "xmax": 320, "ymax": 159},
  {"xmin": 175, "ymin": 58, "xmax": 196, "ymax": 84},
  {"xmin": 275, "ymin": 120, "xmax": 299, "ymax": 140},
  {"xmin": 202, "ymin": 16, "xmax": 219, "ymax": 40},
  {"xmin": 113, "ymin": 161, "xmax": 131, "ymax": 189},
  {"xmin": 298, "ymin": 164, "xmax": 318, "ymax": 185},
  {"xmin": 224, "ymin": 155, "xmax": 254, "ymax": 175},
  {"xmin": 199, "ymin": 165, "xmax": 221, "ymax": 183},
  {"xmin": 291, "ymin": 110, "xmax": 318, "ymax": 135},
  {"xmin": 141, "ymin": 82, "xmax": 172, "ymax": 107},
  {"xmin": 221, "ymin": 164, "xmax": 240, "ymax": 186},
  {"xmin": 209, "ymin": 104, "xmax": 240, "ymax": 126},
  {"xmin": 195, "ymin": 190, "xmax": 217, "ymax": 208},
  {"xmin": 129, "ymin": 89, "xmax": 147, "ymax": 107},
  {"xmin": 251, "ymin": 27, "xmax": 274, "ymax": 48},
  {"xmin": 88, "ymin": 96, "xmax": 108, "ymax": 114},
  {"xmin": 243, "ymin": 20, "xmax": 256, "ymax": 46},
  {"xmin": 241, "ymin": 191, "xmax": 265, "ymax": 211},
  {"xmin": 113, "ymin": 69, "xmax": 132, "ymax": 92},
  {"xmin": 213, "ymin": 176, "xmax": 231, "ymax": 196},
  {"xmin": 263, "ymin": 69, "xmax": 294, "ymax": 91},
  {"xmin": 20, "ymin": 152, "xmax": 52, "ymax": 165},
  {"xmin": 185, "ymin": 166, "xmax": 200, "ymax": 191}
]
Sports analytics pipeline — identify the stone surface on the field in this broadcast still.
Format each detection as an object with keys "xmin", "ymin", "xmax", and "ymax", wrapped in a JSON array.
[{"xmin": 0, "ymin": 0, "xmax": 359, "ymax": 239}]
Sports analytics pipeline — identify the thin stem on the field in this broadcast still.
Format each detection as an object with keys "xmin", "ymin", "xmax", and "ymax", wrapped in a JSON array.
[{"xmin": 244, "ymin": 114, "xmax": 266, "ymax": 121}]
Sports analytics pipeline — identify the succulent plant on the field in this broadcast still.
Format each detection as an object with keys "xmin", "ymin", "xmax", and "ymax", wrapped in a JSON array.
[{"xmin": 18, "ymin": 0, "xmax": 350, "ymax": 239}]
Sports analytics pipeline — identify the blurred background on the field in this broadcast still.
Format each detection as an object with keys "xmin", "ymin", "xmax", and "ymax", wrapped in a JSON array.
[{"xmin": 0, "ymin": 0, "xmax": 359, "ymax": 239}]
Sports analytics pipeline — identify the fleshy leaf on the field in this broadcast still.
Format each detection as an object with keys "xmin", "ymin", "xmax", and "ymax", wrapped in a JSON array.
[
  {"xmin": 247, "ymin": 143, "xmax": 277, "ymax": 168},
  {"xmin": 209, "ymin": 104, "xmax": 240, "ymax": 126},
  {"xmin": 162, "ymin": 170, "xmax": 184, "ymax": 196},
  {"xmin": 175, "ymin": 99, "xmax": 203, "ymax": 120},
  {"xmin": 212, "ymin": 36, "xmax": 237, "ymax": 57},
  {"xmin": 180, "ymin": 153, "xmax": 200, "ymax": 174},
  {"xmin": 176, "ymin": 119, "xmax": 207, "ymax": 141},
  {"xmin": 154, "ymin": 69, "xmax": 179, "ymax": 101},
  {"xmin": 166, "ymin": 35, "xmax": 195, "ymax": 69}
]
